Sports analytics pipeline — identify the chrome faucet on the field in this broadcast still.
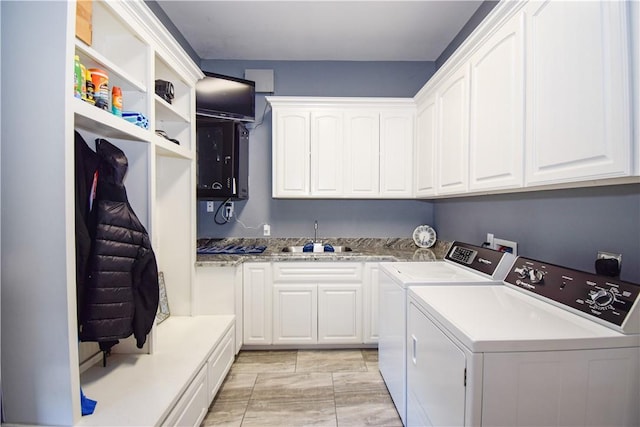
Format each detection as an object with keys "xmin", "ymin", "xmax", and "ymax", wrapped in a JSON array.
[{"xmin": 314, "ymin": 220, "xmax": 319, "ymax": 243}]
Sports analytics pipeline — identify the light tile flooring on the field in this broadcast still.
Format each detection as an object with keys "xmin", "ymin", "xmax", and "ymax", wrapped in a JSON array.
[{"xmin": 202, "ymin": 349, "xmax": 402, "ymax": 427}]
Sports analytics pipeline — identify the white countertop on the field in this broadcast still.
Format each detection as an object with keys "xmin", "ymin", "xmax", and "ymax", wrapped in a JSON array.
[{"xmin": 409, "ymin": 285, "xmax": 640, "ymax": 353}]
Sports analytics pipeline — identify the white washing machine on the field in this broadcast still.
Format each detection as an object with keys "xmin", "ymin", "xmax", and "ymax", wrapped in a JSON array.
[
  {"xmin": 407, "ymin": 257, "xmax": 640, "ymax": 427},
  {"xmin": 378, "ymin": 242, "xmax": 515, "ymax": 425}
]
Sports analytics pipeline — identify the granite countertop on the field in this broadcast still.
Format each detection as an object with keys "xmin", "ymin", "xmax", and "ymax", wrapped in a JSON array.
[{"xmin": 196, "ymin": 237, "xmax": 452, "ymax": 267}]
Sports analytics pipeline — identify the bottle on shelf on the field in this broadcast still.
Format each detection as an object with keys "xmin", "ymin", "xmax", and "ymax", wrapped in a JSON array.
[
  {"xmin": 112, "ymin": 86, "xmax": 122, "ymax": 117},
  {"xmin": 85, "ymin": 68, "xmax": 95, "ymax": 105},
  {"xmin": 74, "ymin": 55, "xmax": 82, "ymax": 99},
  {"xmin": 89, "ymin": 68, "xmax": 109, "ymax": 110},
  {"xmin": 80, "ymin": 63, "xmax": 87, "ymax": 101}
]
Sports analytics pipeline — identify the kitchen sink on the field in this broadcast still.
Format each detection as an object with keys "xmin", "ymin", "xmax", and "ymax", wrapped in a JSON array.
[{"xmin": 281, "ymin": 245, "xmax": 354, "ymax": 253}]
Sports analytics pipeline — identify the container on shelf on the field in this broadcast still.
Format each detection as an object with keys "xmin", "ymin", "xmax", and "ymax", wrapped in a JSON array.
[
  {"xmin": 112, "ymin": 86, "xmax": 122, "ymax": 116},
  {"xmin": 74, "ymin": 55, "xmax": 82, "ymax": 99},
  {"xmin": 85, "ymin": 68, "xmax": 95, "ymax": 105},
  {"xmin": 80, "ymin": 63, "xmax": 87, "ymax": 100},
  {"xmin": 89, "ymin": 68, "xmax": 109, "ymax": 110}
]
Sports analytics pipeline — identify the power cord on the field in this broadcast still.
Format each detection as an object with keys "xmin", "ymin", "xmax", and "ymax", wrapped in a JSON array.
[
  {"xmin": 245, "ymin": 98, "xmax": 271, "ymax": 132},
  {"xmin": 213, "ymin": 197, "xmax": 232, "ymax": 225},
  {"xmin": 234, "ymin": 216, "xmax": 266, "ymax": 231}
]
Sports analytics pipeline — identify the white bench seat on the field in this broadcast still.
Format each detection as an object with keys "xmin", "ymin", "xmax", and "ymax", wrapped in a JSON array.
[{"xmin": 78, "ymin": 315, "xmax": 235, "ymax": 426}]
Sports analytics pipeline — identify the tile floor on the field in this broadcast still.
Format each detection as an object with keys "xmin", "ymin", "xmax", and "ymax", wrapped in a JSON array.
[{"xmin": 202, "ymin": 349, "xmax": 402, "ymax": 427}]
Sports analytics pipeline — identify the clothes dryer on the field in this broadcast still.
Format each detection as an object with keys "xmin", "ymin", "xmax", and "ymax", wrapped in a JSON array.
[
  {"xmin": 378, "ymin": 242, "xmax": 515, "ymax": 425},
  {"xmin": 407, "ymin": 257, "xmax": 640, "ymax": 426}
]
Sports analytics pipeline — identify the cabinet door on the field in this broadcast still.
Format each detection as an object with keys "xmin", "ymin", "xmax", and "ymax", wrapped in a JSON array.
[
  {"xmin": 273, "ymin": 284, "xmax": 318, "ymax": 344},
  {"xmin": 162, "ymin": 365, "xmax": 208, "ymax": 427},
  {"xmin": 363, "ymin": 263, "xmax": 380, "ymax": 343},
  {"xmin": 469, "ymin": 12, "xmax": 524, "ymax": 191},
  {"xmin": 414, "ymin": 94, "xmax": 437, "ymax": 197},
  {"xmin": 436, "ymin": 64, "xmax": 470, "ymax": 195},
  {"xmin": 311, "ymin": 110, "xmax": 344, "ymax": 196},
  {"xmin": 272, "ymin": 109, "xmax": 311, "ymax": 197},
  {"xmin": 380, "ymin": 110, "xmax": 415, "ymax": 197},
  {"xmin": 525, "ymin": 1, "xmax": 631, "ymax": 185},
  {"xmin": 318, "ymin": 284, "xmax": 362, "ymax": 344},
  {"xmin": 344, "ymin": 110, "xmax": 380, "ymax": 196},
  {"xmin": 407, "ymin": 301, "xmax": 466, "ymax": 427},
  {"xmin": 243, "ymin": 263, "xmax": 272, "ymax": 345}
]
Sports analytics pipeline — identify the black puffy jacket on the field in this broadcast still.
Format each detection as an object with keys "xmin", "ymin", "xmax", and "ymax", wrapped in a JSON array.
[{"xmin": 79, "ymin": 138, "xmax": 159, "ymax": 351}]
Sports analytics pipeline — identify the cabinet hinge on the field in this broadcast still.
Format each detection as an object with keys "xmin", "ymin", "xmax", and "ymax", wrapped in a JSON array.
[{"xmin": 463, "ymin": 368, "xmax": 467, "ymax": 387}]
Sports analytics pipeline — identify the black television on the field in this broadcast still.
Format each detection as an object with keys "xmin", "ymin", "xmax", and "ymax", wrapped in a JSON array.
[{"xmin": 196, "ymin": 72, "xmax": 256, "ymax": 122}]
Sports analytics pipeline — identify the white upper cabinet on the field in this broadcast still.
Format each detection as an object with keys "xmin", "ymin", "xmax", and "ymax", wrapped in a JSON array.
[
  {"xmin": 414, "ymin": 93, "xmax": 438, "ymax": 197},
  {"xmin": 311, "ymin": 110, "xmax": 344, "ymax": 196},
  {"xmin": 272, "ymin": 108, "xmax": 311, "ymax": 197},
  {"xmin": 436, "ymin": 64, "xmax": 470, "ymax": 195},
  {"xmin": 268, "ymin": 97, "xmax": 415, "ymax": 199},
  {"xmin": 344, "ymin": 110, "xmax": 380, "ymax": 196},
  {"xmin": 469, "ymin": 12, "xmax": 524, "ymax": 191},
  {"xmin": 413, "ymin": 0, "xmax": 635, "ymax": 198},
  {"xmin": 380, "ymin": 109, "xmax": 415, "ymax": 197},
  {"xmin": 524, "ymin": 0, "xmax": 632, "ymax": 185}
]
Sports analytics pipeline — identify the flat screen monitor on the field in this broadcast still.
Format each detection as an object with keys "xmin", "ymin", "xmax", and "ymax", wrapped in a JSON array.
[{"xmin": 196, "ymin": 72, "xmax": 255, "ymax": 122}]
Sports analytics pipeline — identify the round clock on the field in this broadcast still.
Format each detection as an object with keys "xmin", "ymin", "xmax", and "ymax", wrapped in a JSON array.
[{"xmin": 412, "ymin": 225, "xmax": 437, "ymax": 248}]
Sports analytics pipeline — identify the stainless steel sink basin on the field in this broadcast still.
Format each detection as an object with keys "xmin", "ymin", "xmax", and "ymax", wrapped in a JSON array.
[{"xmin": 281, "ymin": 245, "xmax": 353, "ymax": 253}]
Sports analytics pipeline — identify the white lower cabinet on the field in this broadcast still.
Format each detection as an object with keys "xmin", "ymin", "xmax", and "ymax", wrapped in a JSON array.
[
  {"xmin": 243, "ymin": 263, "xmax": 273, "ymax": 345},
  {"xmin": 206, "ymin": 328, "xmax": 235, "ymax": 404},
  {"xmin": 163, "ymin": 365, "xmax": 208, "ymax": 427},
  {"xmin": 318, "ymin": 284, "xmax": 362, "ymax": 343},
  {"xmin": 363, "ymin": 263, "xmax": 380, "ymax": 343},
  {"xmin": 273, "ymin": 284, "xmax": 318, "ymax": 344},
  {"xmin": 162, "ymin": 325, "xmax": 235, "ymax": 427},
  {"xmin": 243, "ymin": 262, "xmax": 372, "ymax": 346},
  {"xmin": 194, "ymin": 265, "xmax": 243, "ymax": 353}
]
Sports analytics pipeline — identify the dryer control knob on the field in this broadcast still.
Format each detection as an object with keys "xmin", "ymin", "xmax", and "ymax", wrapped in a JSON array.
[
  {"xmin": 590, "ymin": 289, "xmax": 615, "ymax": 308},
  {"xmin": 529, "ymin": 269, "xmax": 545, "ymax": 284},
  {"xmin": 514, "ymin": 266, "xmax": 529, "ymax": 279}
]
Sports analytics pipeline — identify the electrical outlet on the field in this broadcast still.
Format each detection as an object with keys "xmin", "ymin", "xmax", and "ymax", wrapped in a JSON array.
[
  {"xmin": 598, "ymin": 251, "xmax": 622, "ymax": 265},
  {"xmin": 206, "ymin": 201, "xmax": 214, "ymax": 212},
  {"xmin": 263, "ymin": 224, "xmax": 271, "ymax": 236},
  {"xmin": 224, "ymin": 201, "xmax": 234, "ymax": 219}
]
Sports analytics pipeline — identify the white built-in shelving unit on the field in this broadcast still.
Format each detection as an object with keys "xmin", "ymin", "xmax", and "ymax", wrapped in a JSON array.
[{"xmin": 0, "ymin": 1, "xmax": 215, "ymax": 425}]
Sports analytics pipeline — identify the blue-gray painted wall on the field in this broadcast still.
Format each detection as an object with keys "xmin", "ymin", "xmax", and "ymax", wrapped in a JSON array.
[
  {"xmin": 435, "ymin": 185, "xmax": 640, "ymax": 283},
  {"xmin": 197, "ymin": 60, "xmax": 437, "ymax": 240}
]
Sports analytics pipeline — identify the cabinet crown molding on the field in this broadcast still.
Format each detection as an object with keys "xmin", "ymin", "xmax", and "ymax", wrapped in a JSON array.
[{"xmin": 267, "ymin": 96, "xmax": 416, "ymax": 109}]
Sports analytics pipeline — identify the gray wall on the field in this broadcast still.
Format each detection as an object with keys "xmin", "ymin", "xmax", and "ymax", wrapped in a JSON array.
[
  {"xmin": 434, "ymin": 185, "xmax": 640, "ymax": 283},
  {"xmin": 436, "ymin": 1, "xmax": 499, "ymax": 69},
  {"xmin": 144, "ymin": 1, "xmax": 200, "ymax": 64},
  {"xmin": 197, "ymin": 60, "xmax": 436, "ymax": 240}
]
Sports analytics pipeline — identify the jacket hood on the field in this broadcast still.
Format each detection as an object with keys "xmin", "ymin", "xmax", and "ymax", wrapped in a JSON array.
[{"xmin": 96, "ymin": 138, "xmax": 128, "ymax": 186}]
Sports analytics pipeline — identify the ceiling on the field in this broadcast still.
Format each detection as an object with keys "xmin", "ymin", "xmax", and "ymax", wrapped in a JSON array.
[{"xmin": 156, "ymin": 1, "xmax": 485, "ymax": 62}]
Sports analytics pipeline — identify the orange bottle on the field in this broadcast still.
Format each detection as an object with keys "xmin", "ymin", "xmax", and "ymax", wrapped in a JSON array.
[{"xmin": 111, "ymin": 86, "xmax": 122, "ymax": 116}]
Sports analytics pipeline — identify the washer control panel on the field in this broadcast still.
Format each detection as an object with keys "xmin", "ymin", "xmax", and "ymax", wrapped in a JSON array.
[
  {"xmin": 505, "ymin": 257, "xmax": 640, "ymax": 332},
  {"xmin": 445, "ymin": 241, "xmax": 515, "ymax": 278}
]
